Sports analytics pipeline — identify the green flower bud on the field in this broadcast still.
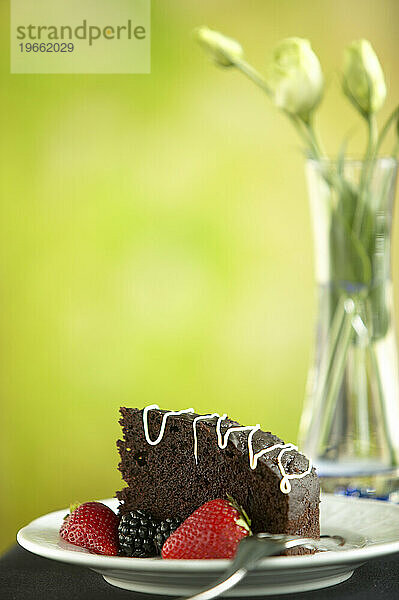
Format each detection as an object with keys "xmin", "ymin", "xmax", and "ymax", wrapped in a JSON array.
[
  {"xmin": 267, "ymin": 37, "xmax": 324, "ymax": 121},
  {"xmin": 343, "ymin": 40, "xmax": 386, "ymax": 116},
  {"xmin": 195, "ymin": 26, "xmax": 244, "ymax": 67}
]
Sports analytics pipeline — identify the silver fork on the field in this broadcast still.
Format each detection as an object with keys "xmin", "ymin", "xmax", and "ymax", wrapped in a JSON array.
[{"xmin": 177, "ymin": 534, "xmax": 342, "ymax": 600}]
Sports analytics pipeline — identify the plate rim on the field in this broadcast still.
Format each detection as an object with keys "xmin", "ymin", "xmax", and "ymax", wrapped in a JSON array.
[{"xmin": 17, "ymin": 494, "xmax": 399, "ymax": 572}]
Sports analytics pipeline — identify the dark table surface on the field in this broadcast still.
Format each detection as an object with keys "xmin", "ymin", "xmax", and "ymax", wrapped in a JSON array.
[{"xmin": 1, "ymin": 545, "xmax": 399, "ymax": 600}]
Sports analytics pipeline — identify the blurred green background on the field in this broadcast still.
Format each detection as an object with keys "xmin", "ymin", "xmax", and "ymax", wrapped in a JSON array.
[{"xmin": 1, "ymin": 0, "xmax": 399, "ymax": 552}]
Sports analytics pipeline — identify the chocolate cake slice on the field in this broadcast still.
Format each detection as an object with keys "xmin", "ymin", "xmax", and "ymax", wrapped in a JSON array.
[{"xmin": 116, "ymin": 406, "xmax": 319, "ymax": 541}]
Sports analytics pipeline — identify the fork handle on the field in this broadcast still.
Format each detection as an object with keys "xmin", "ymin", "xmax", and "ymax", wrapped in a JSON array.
[
  {"xmin": 177, "ymin": 537, "xmax": 287, "ymax": 600},
  {"xmin": 181, "ymin": 567, "xmax": 248, "ymax": 600}
]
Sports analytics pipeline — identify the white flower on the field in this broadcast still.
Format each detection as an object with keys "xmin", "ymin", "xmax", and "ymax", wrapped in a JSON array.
[
  {"xmin": 267, "ymin": 38, "xmax": 324, "ymax": 120},
  {"xmin": 195, "ymin": 27, "xmax": 244, "ymax": 67},
  {"xmin": 343, "ymin": 40, "xmax": 386, "ymax": 115}
]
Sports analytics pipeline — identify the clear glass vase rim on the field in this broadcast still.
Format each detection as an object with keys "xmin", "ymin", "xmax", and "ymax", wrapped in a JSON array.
[{"xmin": 307, "ymin": 156, "xmax": 398, "ymax": 168}]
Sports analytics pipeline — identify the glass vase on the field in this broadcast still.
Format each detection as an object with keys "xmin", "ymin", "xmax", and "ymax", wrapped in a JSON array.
[{"xmin": 298, "ymin": 157, "xmax": 399, "ymax": 499}]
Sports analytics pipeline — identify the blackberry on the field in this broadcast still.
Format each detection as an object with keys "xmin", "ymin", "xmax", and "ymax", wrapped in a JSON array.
[
  {"xmin": 118, "ymin": 509, "xmax": 181, "ymax": 557},
  {"xmin": 153, "ymin": 517, "xmax": 182, "ymax": 551}
]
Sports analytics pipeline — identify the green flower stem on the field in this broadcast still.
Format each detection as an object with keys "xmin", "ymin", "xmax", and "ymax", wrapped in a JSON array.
[
  {"xmin": 232, "ymin": 57, "xmax": 272, "ymax": 96},
  {"xmin": 313, "ymin": 296, "xmax": 348, "ymax": 408},
  {"xmin": 288, "ymin": 115, "xmax": 321, "ymax": 158},
  {"xmin": 230, "ymin": 57, "xmax": 323, "ymax": 159},
  {"xmin": 351, "ymin": 337, "xmax": 370, "ymax": 456},
  {"xmin": 307, "ymin": 295, "xmax": 358, "ymax": 453},
  {"xmin": 354, "ymin": 114, "xmax": 378, "ymax": 237},
  {"xmin": 295, "ymin": 119, "xmax": 321, "ymax": 159},
  {"xmin": 375, "ymin": 104, "xmax": 399, "ymax": 157},
  {"xmin": 369, "ymin": 344, "xmax": 398, "ymax": 467},
  {"xmin": 319, "ymin": 298, "xmax": 356, "ymax": 448},
  {"xmin": 304, "ymin": 118, "xmax": 325, "ymax": 158},
  {"xmin": 366, "ymin": 114, "xmax": 378, "ymax": 160},
  {"xmin": 350, "ymin": 312, "xmax": 371, "ymax": 455}
]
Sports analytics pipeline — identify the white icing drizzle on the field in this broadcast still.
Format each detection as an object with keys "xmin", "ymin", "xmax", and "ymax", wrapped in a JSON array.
[
  {"xmin": 143, "ymin": 404, "xmax": 194, "ymax": 445},
  {"xmin": 277, "ymin": 445, "xmax": 314, "ymax": 494},
  {"xmin": 246, "ymin": 427, "xmax": 314, "ymax": 493},
  {"xmin": 216, "ymin": 415, "xmax": 255, "ymax": 449},
  {"xmin": 142, "ymin": 406, "xmax": 312, "ymax": 494}
]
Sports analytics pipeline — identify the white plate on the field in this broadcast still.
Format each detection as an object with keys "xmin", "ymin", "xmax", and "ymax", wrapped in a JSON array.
[{"xmin": 17, "ymin": 495, "xmax": 399, "ymax": 596}]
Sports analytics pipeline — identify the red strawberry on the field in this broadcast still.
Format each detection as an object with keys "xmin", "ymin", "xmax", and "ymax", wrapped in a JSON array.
[
  {"xmin": 162, "ymin": 498, "xmax": 251, "ymax": 559},
  {"xmin": 59, "ymin": 501, "xmax": 119, "ymax": 556}
]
